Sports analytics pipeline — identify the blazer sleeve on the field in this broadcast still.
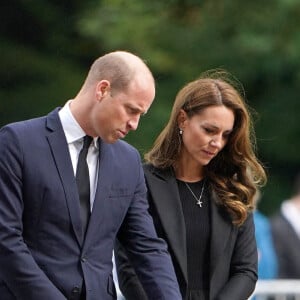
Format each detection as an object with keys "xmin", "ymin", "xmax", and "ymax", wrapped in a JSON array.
[
  {"xmin": 0, "ymin": 126, "xmax": 66, "ymax": 299},
  {"xmin": 114, "ymin": 239, "xmax": 148, "ymax": 300},
  {"xmin": 215, "ymin": 212, "xmax": 258, "ymax": 300}
]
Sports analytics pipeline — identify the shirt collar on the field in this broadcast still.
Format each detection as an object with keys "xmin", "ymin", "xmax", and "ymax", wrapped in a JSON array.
[{"xmin": 58, "ymin": 100, "xmax": 99, "ymax": 148}]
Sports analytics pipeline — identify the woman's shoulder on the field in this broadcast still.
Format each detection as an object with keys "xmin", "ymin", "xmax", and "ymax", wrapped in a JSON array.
[
  {"xmin": 142, "ymin": 162, "xmax": 153, "ymax": 171},
  {"xmin": 142, "ymin": 163, "xmax": 174, "ymax": 179}
]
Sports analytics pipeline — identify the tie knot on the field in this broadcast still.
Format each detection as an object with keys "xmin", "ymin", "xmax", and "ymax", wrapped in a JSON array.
[{"xmin": 82, "ymin": 135, "xmax": 93, "ymax": 150}]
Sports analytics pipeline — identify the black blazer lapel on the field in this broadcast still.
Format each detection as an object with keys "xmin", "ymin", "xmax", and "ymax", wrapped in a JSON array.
[
  {"xmin": 210, "ymin": 189, "xmax": 234, "ymax": 277},
  {"xmin": 144, "ymin": 165, "xmax": 188, "ymax": 284},
  {"xmin": 46, "ymin": 109, "xmax": 83, "ymax": 246}
]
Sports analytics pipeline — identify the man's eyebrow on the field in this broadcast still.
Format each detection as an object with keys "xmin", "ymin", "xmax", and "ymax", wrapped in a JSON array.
[{"xmin": 130, "ymin": 105, "xmax": 148, "ymax": 115}]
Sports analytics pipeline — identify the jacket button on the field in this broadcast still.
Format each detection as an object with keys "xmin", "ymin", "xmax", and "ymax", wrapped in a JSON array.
[
  {"xmin": 71, "ymin": 286, "xmax": 80, "ymax": 294},
  {"xmin": 81, "ymin": 257, "xmax": 87, "ymax": 262}
]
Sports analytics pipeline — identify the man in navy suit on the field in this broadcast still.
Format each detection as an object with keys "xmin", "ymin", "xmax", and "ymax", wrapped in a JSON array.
[{"xmin": 0, "ymin": 51, "xmax": 181, "ymax": 300}]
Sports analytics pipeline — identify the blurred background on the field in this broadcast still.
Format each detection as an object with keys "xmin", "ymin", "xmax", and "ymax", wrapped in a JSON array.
[{"xmin": 1, "ymin": 0, "xmax": 299, "ymax": 216}]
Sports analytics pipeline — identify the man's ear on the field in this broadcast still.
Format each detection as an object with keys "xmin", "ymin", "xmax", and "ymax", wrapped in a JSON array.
[{"xmin": 96, "ymin": 80, "xmax": 111, "ymax": 100}]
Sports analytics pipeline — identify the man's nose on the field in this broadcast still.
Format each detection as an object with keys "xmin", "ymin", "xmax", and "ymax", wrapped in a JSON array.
[{"xmin": 127, "ymin": 115, "xmax": 140, "ymax": 131}]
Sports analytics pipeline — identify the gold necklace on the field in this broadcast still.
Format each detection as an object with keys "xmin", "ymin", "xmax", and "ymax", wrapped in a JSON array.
[{"xmin": 184, "ymin": 181, "xmax": 205, "ymax": 207}]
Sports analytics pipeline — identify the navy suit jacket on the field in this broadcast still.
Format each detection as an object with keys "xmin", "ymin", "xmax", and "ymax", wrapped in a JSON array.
[{"xmin": 0, "ymin": 109, "xmax": 180, "ymax": 300}]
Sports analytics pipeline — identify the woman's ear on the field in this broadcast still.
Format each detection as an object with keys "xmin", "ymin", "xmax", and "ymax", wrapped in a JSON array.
[{"xmin": 177, "ymin": 109, "xmax": 187, "ymax": 129}]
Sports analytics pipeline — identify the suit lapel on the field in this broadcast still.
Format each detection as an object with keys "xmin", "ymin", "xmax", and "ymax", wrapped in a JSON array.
[
  {"xmin": 145, "ymin": 166, "xmax": 188, "ymax": 284},
  {"xmin": 84, "ymin": 141, "xmax": 113, "ymax": 245},
  {"xmin": 210, "ymin": 190, "xmax": 234, "ymax": 276},
  {"xmin": 46, "ymin": 109, "xmax": 83, "ymax": 246}
]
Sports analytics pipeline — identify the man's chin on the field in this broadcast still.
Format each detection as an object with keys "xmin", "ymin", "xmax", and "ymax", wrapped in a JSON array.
[{"xmin": 104, "ymin": 135, "xmax": 120, "ymax": 144}]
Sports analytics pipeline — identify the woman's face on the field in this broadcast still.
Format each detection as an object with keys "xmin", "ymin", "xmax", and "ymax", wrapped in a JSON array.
[{"xmin": 179, "ymin": 105, "xmax": 235, "ymax": 167}]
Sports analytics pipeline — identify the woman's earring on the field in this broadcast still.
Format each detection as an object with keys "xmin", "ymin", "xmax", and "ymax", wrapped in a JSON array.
[{"xmin": 179, "ymin": 129, "xmax": 183, "ymax": 135}]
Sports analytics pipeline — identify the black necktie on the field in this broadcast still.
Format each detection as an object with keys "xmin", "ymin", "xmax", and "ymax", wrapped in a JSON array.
[{"xmin": 76, "ymin": 135, "xmax": 93, "ymax": 236}]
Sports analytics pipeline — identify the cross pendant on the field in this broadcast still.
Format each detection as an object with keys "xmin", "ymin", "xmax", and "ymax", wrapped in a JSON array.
[{"xmin": 196, "ymin": 199, "xmax": 203, "ymax": 207}]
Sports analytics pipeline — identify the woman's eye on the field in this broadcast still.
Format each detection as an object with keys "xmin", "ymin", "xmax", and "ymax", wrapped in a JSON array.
[
  {"xmin": 204, "ymin": 127, "xmax": 214, "ymax": 134},
  {"xmin": 223, "ymin": 132, "xmax": 232, "ymax": 139}
]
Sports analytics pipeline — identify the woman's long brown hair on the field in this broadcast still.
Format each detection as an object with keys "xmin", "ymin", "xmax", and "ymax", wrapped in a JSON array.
[{"xmin": 145, "ymin": 71, "xmax": 266, "ymax": 226}]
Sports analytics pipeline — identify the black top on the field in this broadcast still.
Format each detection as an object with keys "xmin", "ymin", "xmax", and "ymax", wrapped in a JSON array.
[{"xmin": 177, "ymin": 179, "xmax": 211, "ymax": 300}]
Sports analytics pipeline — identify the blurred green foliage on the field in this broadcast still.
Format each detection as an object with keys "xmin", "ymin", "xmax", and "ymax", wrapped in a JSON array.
[{"xmin": 1, "ymin": 0, "xmax": 300, "ymax": 215}]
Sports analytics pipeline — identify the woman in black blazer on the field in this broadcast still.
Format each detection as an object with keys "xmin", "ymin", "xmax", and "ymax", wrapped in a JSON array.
[{"xmin": 115, "ymin": 71, "xmax": 266, "ymax": 300}]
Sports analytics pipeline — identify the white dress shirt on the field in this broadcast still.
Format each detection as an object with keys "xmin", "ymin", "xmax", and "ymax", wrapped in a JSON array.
[{"xmin": 58, "ymin": 101, "xmax": 99, "ymax": 211}]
